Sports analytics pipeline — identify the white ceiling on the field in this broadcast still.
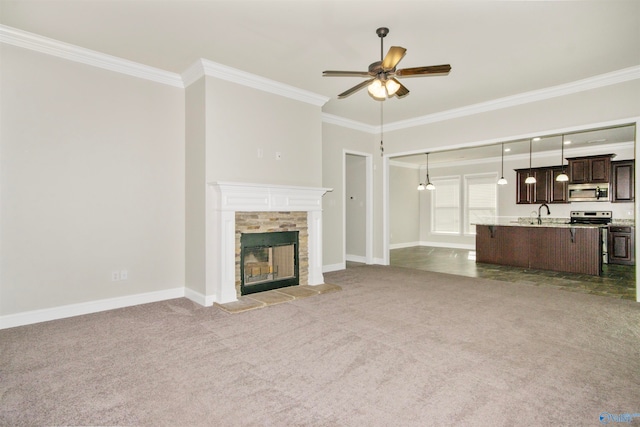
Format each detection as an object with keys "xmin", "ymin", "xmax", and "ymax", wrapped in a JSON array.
[{"xmin": 1, "ymin": 0, "xmax": 639, "ymax": 162}]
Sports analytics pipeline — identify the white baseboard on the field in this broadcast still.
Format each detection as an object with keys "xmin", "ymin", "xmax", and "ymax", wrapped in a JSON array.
[
  {"xmin": 0, "ymin": 287, "xmax": 185, "ymax": 330},
  {"xmin": 389, "ymin": 241, "xmax": 421, "ymax": 249},
  {"xmin": 184, "ymin": 287, "xmax": 216, "ymax": 307},
  {"xmin": 345, "ymin": 254, "xmax": 367, "ymax": 263},
  {"xmin": 419, "ymin": 241, "xmax": 476, "ymax": 250},
  {"xmin": 323, "ymin": 262, "xmax": 345, "ymax": 273}
]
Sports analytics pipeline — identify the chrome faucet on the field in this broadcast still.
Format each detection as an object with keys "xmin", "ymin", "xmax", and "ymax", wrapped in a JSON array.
[{"xmin": 537, "ymin": 203, "xmax": 550, "ymax": 225}]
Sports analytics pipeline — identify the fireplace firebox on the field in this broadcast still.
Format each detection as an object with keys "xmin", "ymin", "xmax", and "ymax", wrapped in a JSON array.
[{"xmin": 240, "ymin": 231, "xmax": 299, "ymax": 295}]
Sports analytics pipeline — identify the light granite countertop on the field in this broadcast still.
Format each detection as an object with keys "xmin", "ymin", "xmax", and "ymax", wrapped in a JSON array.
[{"xmin": 474, "ymin": 217, "xmax": 634, "ymax": 228}]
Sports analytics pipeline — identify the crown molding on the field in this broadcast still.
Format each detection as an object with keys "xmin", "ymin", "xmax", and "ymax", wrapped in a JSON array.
[
  {"xmin": 321, "ymin": 113, "xmax": 378, "ymax": 133},
  {"xmin": 184, "ymin": 59, "xmax": 330, "ymax": 107},
  {"xmin": 324, "ymin": 66, "xmax": 640, "ymax": 133},
  {"xmin": 3, "ymin": 23, "xmax": 636, "ymax": 121},
  {"xmin": 384, "ymin": 65, "xmax": 640, "ymax": 132},
  {"xmin": 0, "ymin": 24, "xmax": 184, "ymax": 88}
]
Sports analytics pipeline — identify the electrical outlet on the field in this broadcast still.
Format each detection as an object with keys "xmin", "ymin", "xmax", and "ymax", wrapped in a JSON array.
[
  {"xmin": 120, "ymin": 270, "xmax": 128, "ymax": 280},
  {"xmin": 111, "ymin": 271, "xmax": 120, "ymax": 281},
  {"xmin": 275, "ymin": 152, "xmax": 282, "ymax": 160}
]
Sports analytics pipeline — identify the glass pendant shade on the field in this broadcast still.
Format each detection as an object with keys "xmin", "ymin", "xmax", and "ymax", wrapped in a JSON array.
[
  {"xmin": 385, "ymin": 79, "xmax": 400, "ymax": 96},
  {"xmin": 417, "ymin": 183, "xmax": 425, "ymax": 191},
  {"xmin": 556, "ymin": 173, "xmax": 569, "ymax": 182},
  {"xmin": 426, "ymin": 181, "xmax": 435, "ymax": 190},
  {"xmin": 525, "ymin": 175, "xmax": 536, "ymax": 184},
  {"xmin": 497, "ymin": 177, "xmax": 508, "ymax": 185}
]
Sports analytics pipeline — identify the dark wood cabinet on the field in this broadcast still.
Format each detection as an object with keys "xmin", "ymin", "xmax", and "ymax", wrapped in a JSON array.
[
  {"xmin": 533, "ymin": 169, "xmax": 550, "ymax": 203},
  {"xmin": 475, "ymin": 225, "xmax": 528, "ymax": 267},
  {"xmin": 515, "ymin": 167, "xmax": 568, "ymax": 204},
  {"xmin": 611, "ymin": 160, "xmax": 634, "ymax": 203},
  {"xmin": 567, "ymin": 155, "xmax": 614, "ymax": 184},
  {"xmin": 608, "ymin": 226, "xmax": 635, "ymax": 265},
  {"xmin": 516, "ymin": 169, "xmax": 534, "ymax": 204},
  {"xmin": 550, "ymin": 167, "xmax": 569, "ymax": 203},
  {"xmin": 476, "ymin": 225, "xmax": 602, "ymax": 275}
]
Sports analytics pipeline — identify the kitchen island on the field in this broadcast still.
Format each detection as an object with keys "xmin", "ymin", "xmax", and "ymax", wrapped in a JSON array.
[{"xmin": 475, "ymin": 223, "xmax": 604, "ymax": 276}]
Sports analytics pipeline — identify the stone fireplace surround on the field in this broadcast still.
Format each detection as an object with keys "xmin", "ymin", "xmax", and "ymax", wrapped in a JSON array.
[{"xmin": 207, "ymin": 182, "xmax": 331, "ymax": 304}]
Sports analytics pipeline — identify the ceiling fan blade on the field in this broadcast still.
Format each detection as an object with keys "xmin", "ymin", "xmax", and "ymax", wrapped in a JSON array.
[
  {"xmin": 395, "ymin": 64, "xmax": 451, "ymax": 77},
  {"xmin": 391, "ymin": 78, "xmax": 410, "ymax": 98},
  {"xmin": 381, "ymin": 46, "xmax": 407, "ymax": 71},
  {"xmin": 323, "ymin": 70, "xmax": 371, "ymax": 77},
  {"xmin": 338, "ymin": 78, "xmax": 375, "ymax": 99}
]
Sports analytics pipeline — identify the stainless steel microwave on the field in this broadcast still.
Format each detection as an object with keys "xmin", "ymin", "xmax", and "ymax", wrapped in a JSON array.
[{"xmin": 567, "ymin": 183, "xmax": 610, "ymax": 202}]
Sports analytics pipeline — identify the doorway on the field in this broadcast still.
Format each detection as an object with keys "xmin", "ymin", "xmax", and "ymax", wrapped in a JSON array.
[{"xmin": 344, "ymin": 151, "xmax": 373, "ymax": 265}]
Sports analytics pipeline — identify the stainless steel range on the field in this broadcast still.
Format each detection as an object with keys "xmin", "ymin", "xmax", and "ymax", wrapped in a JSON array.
[
  {"xmin": 570, "ymin": 211, "xmax": 612, "ymax": 263},
  {"xmin": 569, "ymin": 210, "xmax": 612, "ymax": 225}
]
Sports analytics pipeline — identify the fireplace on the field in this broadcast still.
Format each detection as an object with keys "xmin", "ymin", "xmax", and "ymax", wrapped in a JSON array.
[
  {"xmin": 203, "ymin": 182, "xmax": 331, "ymax": 305},
  {"xmin": 241, "ymin": 231, "xmax": 299, "ymax": 295}
]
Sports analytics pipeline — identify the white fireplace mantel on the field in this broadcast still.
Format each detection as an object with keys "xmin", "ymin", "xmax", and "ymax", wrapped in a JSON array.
[{"xmin": 206, "ymin": 182, "xmax": 332, "ymax": 304}]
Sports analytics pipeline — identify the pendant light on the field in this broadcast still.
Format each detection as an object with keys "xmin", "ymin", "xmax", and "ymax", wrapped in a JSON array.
[
  {"xmin": 497, "ymin": 143, "xmax": 508, "ymax": 185},
  {"xmin": 556, "ymin": 135, "xmax": 569, "ymax": 182},
  {"xmin": 524, "ymin": 139, "xmax": 536, "ymax": 184},
  {"xmin": 417, "ymin": 153, "xmax": 435, "ymax": 191}
]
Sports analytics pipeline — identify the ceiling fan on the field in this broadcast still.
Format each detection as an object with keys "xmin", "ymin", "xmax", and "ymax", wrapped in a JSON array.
[{"xmin": 323, "ymin": 27, "xmax": 452, "ymax": 101}]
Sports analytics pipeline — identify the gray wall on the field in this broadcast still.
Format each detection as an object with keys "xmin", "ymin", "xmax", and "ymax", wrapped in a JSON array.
[
  {"xmin": 389, "ymin": 163, "xmax": 420, "ymax": 247},
  {"xmin": 184, "ymin": 75, "xmax": 325, "ymax": 296},
  {"xmin": 322, "ymin": 123, "xmax": 377, "ymax": 269},
  {"xmin": 1, "ymin": 45, "xmax": 185, "ymax": 315}
]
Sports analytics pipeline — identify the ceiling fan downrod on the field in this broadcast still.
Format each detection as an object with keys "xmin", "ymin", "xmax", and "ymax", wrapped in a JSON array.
[{"xmin": 376, "ymin": 27, "xmax": 389, "ymax": 61}]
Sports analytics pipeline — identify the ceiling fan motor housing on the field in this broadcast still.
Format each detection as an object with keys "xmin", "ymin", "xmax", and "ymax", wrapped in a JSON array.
[{"xmin": 376, "ymin": 27, "xmax": 389, "ymax": 38}]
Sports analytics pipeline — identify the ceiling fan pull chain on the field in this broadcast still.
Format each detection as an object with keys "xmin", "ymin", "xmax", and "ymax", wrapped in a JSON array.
[{"xmin": 380, "ymin": 102, "xmax": 384, "ymax": 156}]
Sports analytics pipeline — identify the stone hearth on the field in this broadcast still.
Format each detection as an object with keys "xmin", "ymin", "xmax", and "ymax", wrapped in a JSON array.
[{"xmin": 208, "ymin": 182, "xmax": 331, "ymax": 304}]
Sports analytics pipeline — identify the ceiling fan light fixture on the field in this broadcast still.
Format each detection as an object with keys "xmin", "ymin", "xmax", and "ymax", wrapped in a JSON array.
[{"xmin": 367, "ymin": 79, "xmax": 387, "ymax": 100}]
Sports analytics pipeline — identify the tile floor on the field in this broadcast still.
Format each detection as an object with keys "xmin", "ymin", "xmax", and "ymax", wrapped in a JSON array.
[
  {"xmin": 215, "ymin": 283, "xmax": 342, "ymax": 314},
  {"xmin": 389, "ymin": 246, "xmax": 637, "ymax": 300}
]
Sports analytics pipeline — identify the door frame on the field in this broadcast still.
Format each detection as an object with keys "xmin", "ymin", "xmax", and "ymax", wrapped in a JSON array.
[{"xmin": 343, "ymin": 150, "xmax": 373, "ymax": 265}]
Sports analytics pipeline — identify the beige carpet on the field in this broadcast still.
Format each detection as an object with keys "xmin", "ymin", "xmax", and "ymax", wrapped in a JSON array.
[{"xmin": 1, "ymin": 265, "xmax": 639, "ymax": 426}]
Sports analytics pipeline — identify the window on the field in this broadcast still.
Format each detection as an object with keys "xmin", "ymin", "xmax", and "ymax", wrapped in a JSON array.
[
  {"xmin": 431, "ymin": 176, "xmax": 460, "ymax": 234},
  {"xmin": 465, "ymin": 173, "xmax": 498, "ymax": 235}
]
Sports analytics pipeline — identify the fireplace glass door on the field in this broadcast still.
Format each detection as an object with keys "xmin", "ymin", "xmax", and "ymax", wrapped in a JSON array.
[{"xmin": 240, "ymin": 231, "xmax": 299, "ymax": 295}]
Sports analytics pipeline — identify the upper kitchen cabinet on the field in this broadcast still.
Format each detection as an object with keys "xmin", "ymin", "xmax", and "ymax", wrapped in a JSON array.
[
  {"xmin": 550, "ymin": 167, "xmax": 569, "ymax": 203},
  {"xmin": 515, "ymin": 167, "xmax": 568, "ymax": 204},
  {"xmin": 611, "ymin": 159, "xmax": 635, "ymax": 203},
  {"xmin": 567, "ymin": 154, "xmax": 615, "ymax": 183}
]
